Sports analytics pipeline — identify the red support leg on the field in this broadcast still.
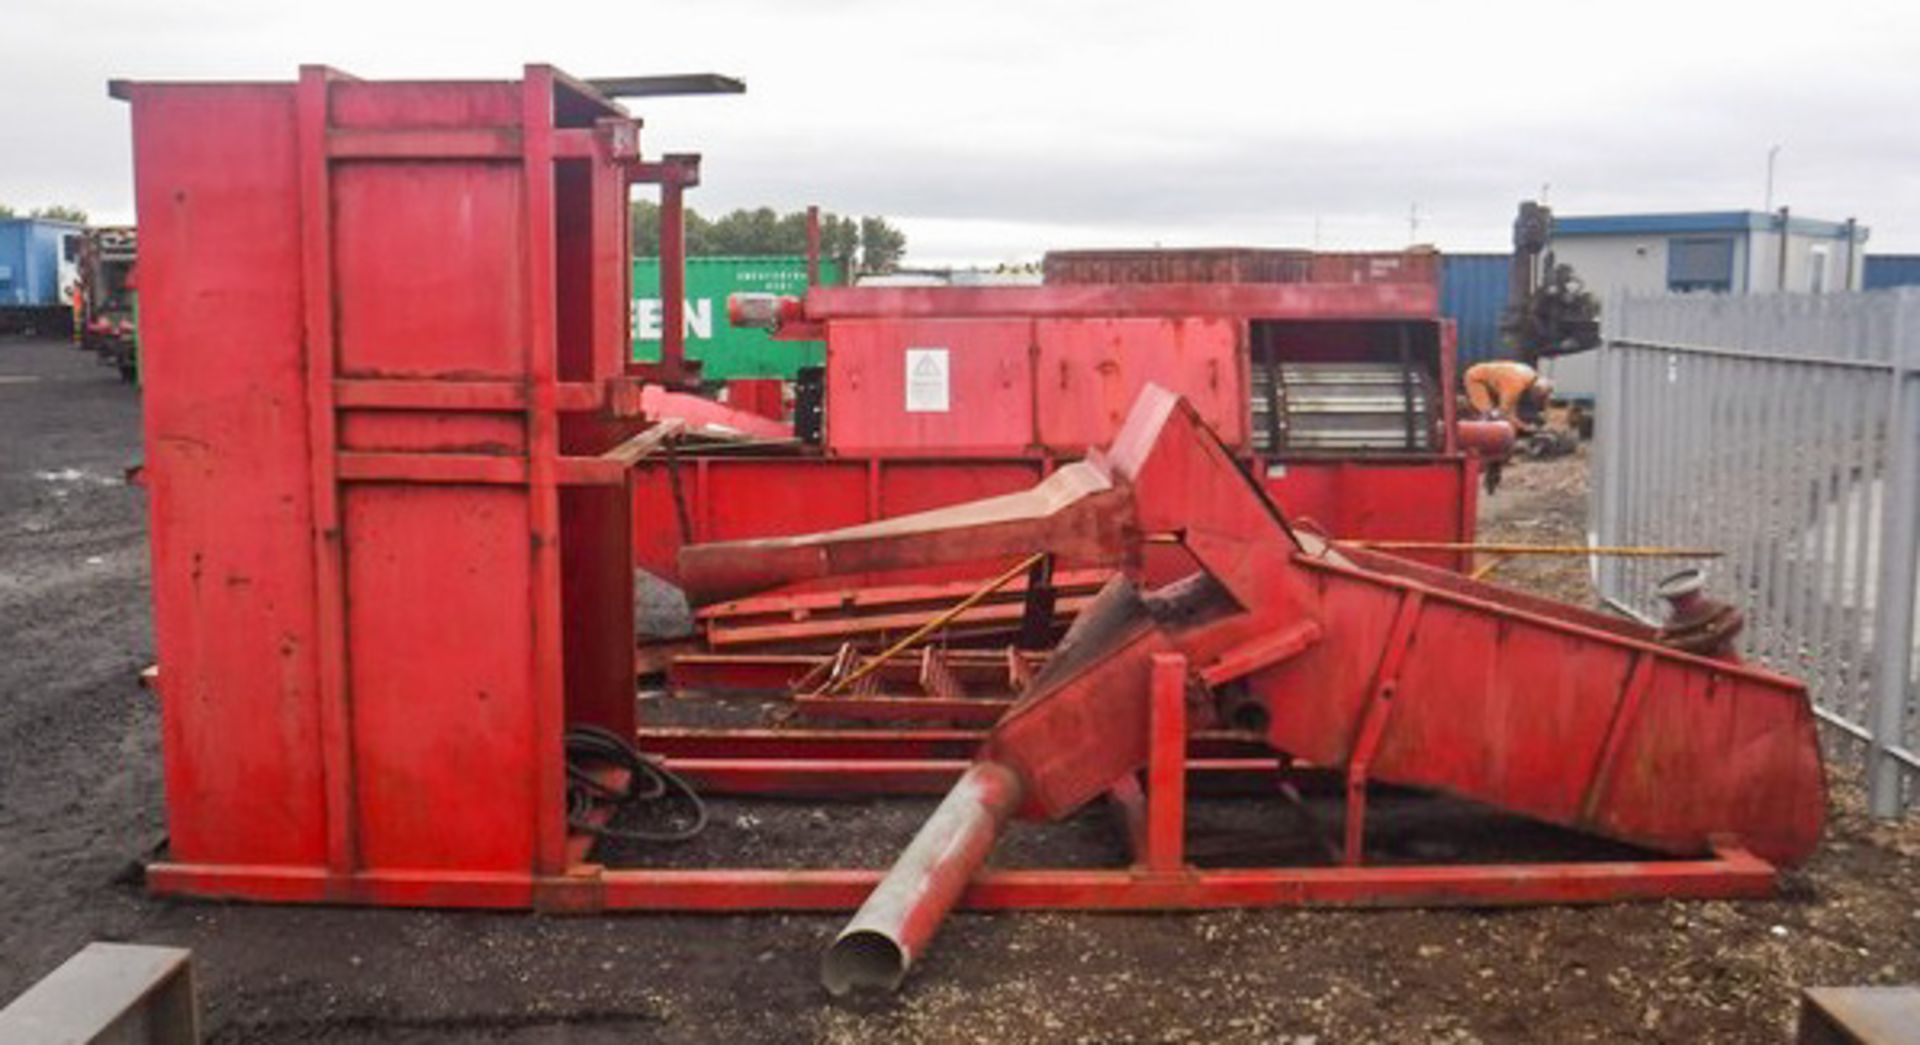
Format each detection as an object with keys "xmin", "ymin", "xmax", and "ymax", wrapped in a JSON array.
[
  {"xmin": 1106, "ymin": 775, "xmax": 1149, "ymax": 865},
  {"xmin": 1145, "ymin": 653, "xmax": 1189, "ymax": 874},
  {"xmin": 1344, "ymin": 591, "xmax": 1424, "ymax": 865}
]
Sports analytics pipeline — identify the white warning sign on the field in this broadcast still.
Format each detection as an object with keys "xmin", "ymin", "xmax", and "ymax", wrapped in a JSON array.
[{"xmin": 904, "ymin": 347, "xmax": 950, "ymax": 413}]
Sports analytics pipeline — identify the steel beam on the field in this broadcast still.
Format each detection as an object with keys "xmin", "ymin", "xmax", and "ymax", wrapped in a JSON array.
[{"xmin": 0, "ymin": 943, "xmax": 199, "ymax": 1045}]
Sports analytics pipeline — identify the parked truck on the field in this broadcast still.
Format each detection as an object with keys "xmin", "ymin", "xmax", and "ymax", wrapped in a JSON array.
[
  {"xmin": 0, "ymin": 217, "xmax": 82, "ymax": 337},
  {"xmin": 77, "ymin": 226, "xmax": 138, "ymax": 382}
]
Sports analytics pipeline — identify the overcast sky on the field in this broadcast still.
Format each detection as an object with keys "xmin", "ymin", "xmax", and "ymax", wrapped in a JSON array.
[{"xmin": 4, "ymin": 0, "xmax": 1916, "ymax": 262}]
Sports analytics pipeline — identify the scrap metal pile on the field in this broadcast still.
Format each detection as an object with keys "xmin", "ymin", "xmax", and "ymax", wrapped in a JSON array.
[{"xmin": 119, "ymin": 64, "xmax": 1825, "ymax": 998}]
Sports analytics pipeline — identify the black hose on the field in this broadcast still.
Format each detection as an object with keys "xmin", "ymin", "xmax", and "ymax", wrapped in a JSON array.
[{"xmin": 564, "ymin": 724, "xmax": 709, "ymax": 843}]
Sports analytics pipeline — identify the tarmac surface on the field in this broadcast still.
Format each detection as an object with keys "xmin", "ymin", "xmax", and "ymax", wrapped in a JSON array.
[{"xmin": 2, "ymin": 334, "xmax": 1917, "ymax": 1043}]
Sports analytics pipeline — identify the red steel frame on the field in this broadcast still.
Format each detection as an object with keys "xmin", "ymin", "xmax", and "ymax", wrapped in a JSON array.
[
  {"xmin": 130, "ymin": 66, "xmax": 1781, "ymax": 915},
  {"xmin": 149, "ymin": 667, "xmax": 1779, "ymax": 911}
]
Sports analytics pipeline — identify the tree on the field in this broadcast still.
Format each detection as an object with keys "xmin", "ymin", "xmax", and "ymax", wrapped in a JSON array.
[
  {"xmin": 858, "ymin": 216, "xmax": 906, "ymax": 275},
  {"xmin": 820, "ymin": 214, "xmax": 859, "ymax": 269},
  {"xmin": 31, "ymin": 204, "xmax": 88, "ymax": 224},
  {"xmin": 629, "ymin": 202, "xmax": 905, "ymax": 274},
  {"xmin": 0, "ymin": 202, "xmax": 14, "ymax": 218}
]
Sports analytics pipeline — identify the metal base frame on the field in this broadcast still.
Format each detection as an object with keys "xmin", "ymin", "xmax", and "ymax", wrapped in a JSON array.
[
  {"xmin": 147, "ymin": 658, "xmax": 1783, "ymax": 913},
  {"xmin": 146, "ymin": 849, "xmax": 1779, "ymax": 912}
]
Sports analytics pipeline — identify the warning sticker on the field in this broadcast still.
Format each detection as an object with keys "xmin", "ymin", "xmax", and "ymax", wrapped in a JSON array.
[{"xmin": 904, "ymin": 347, "xmax": 950, "ymax": 413}]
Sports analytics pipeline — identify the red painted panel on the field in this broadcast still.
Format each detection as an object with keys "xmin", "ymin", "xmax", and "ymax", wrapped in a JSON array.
[
  {"xmin": 344, "ymin": 486, "xmax": 538, "ymax": 871},
  {"xmin": 877, "ymin": 461, "xmax": 1042, "ymax": 517},
  {"xmin": 702, "ymin": 460, "xmax": 870, "ymax": 542},
  {"xmin": 1265, "ymin": 460, "xmax": 1470, "ymax": 570},
  {"xmin": 631, "ymin": 455, "xmax": 1474, "ymax": 585},
  {"xmin": 631, "ymin": 465, "xmax": 690, "ymax": 580},
  {"xmin": 727, "ymin": 379, "xmax": 785, "ymax": 422},
  {"xmin": 338, "ymin": 411, "xmax": 526, "ymax": 454},
  {"xmin": 561, "ymin": 481, "xmax": 636, "ymax": 735},
  {"xmin": 1255, "ymin": 564, "xmax": 1403, "ymax": 770},
  {"xmin": 333, "ymin": 164, "xmax": 527, "ymax": 378},
  {"xmin": 1587, "ymin": 665, "xmax": 1825, "ymax": 865},
  {"xmin": 1259, "ymin": 560, "xmax": 1823, "ymax": 865},
  {"xmin": 1263, "ymin": 462, "xmax": 1339, "ymax": 532},
  {"xmin": 631, "ymin": 459, "xmax": 873, "ymax": 580},
  {"xmin": 328, "ymin": 81, "xmax": 521, "ymax": 129},
  {"xmin": 826, "ymin": 319, "xmax": 1035, "ymax": 455},
  {"xmin": 132, "ymin": 83, "xmax": 328, "ymax": 867},
  {"xmin": 1379, "ymin": 604, "xmax": 1628, "ymax": 817},
  {"xmin": 1034, "ymin": 318, "xmax": 1246, "ymax": 452}
]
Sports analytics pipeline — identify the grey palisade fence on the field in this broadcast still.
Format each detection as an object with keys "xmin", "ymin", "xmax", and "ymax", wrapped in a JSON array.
[{"xmin": 1593, "ymin": 289, "xmax": 1920, "ymax": 816}]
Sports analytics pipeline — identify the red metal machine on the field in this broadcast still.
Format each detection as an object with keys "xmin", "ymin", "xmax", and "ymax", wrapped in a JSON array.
[
  {"xmin": 631, "ymin": 280, "xmax": 1503, "ymax": 594},
  {"xmin": 679, "ymin": 384, "xmax": 1824, "ymax": 992},
  {"xmin": 122, "ymin": 67, "xmax": 1822, "ymax": 995}
]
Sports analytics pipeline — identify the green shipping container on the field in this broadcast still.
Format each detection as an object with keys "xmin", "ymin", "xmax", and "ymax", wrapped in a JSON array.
[{"xmin": 631, "ymin": 255, "xmax": 841, "ymax": 380}]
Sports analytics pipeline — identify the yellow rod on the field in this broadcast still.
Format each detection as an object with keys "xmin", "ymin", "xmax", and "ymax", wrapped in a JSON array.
[
  {"xmin": 823, "ymin": 553, "xmax": 1047, "ymax": 696},
  {"xmin": 1339, "ymin": 541, "xmax": 1721, "ymax": 558},
  {"xmin": 1469, "ymin": 555, "xmax": 1509, "ymax": 581}
]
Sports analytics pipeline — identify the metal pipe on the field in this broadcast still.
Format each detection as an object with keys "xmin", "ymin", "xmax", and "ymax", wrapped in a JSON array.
[
  {"xmin": 1777, "ymin": 206, "xmax": 1791, "ymax": 292},
  {"xmin": 1867, "ymin": 329, "xmax": 1918, "ymax": 817},
  {"xmin": 1455, "ymin": 419, "xmax": 1516, "ymax": 457},
  {"xmin": 1844, "ymin": 217, "xmax": 1858, "ymax": 291},
  {"xmin": 821, "ymin": 761, "xmax": 1022, "ymax": 996},
  {"xmin": 1339, "ymin": 540, "xmax": 1721, "ymax": 558}
]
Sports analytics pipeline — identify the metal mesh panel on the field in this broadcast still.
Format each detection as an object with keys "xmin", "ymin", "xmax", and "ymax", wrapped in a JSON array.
[{"xmin": 1254, "ymin": 362, "xmax": 1435, "ymax": 452}]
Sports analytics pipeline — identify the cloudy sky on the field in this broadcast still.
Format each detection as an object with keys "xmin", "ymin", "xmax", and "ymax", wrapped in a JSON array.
[{"xmin": 4, "ymin": 0, "xmax": 1916, "ymax": 263}]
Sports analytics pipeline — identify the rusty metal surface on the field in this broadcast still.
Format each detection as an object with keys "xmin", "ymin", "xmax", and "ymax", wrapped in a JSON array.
[
  {"xmin": 1039, "ymin": 248, "xmax": 1441, "ymax": 289},
  {"xmin": 1043, "ymin": 248, "xmax": 1316, "ymax": 286}
]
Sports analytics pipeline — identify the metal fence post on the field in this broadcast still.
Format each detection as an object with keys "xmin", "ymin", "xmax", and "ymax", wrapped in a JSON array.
[
  {"xmin": 1593, "ymin": 293, "xmax": 1627, "ymax": 604},
  {"xmin": 1867, "ymin": 298, "xmax": 1919, "ymax": 817}
]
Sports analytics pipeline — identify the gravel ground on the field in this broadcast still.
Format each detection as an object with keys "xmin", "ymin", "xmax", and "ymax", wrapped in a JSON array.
[{"xmin": 2, "ymin": 334, "xmax": 1916, "ymax": 1042}]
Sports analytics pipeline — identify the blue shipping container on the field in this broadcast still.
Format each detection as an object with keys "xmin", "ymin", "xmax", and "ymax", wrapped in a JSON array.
[
  {"xmin": 0, "ymin": 217, "xmax": 83, "ymax": 307},
  {"xmin": 1440, "ymin": 253, "xmax": 1513, "ymax": 366},
  {"xmin": 1864, "ymin": 254, "xmax": 1920, "ymax": 290}
]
